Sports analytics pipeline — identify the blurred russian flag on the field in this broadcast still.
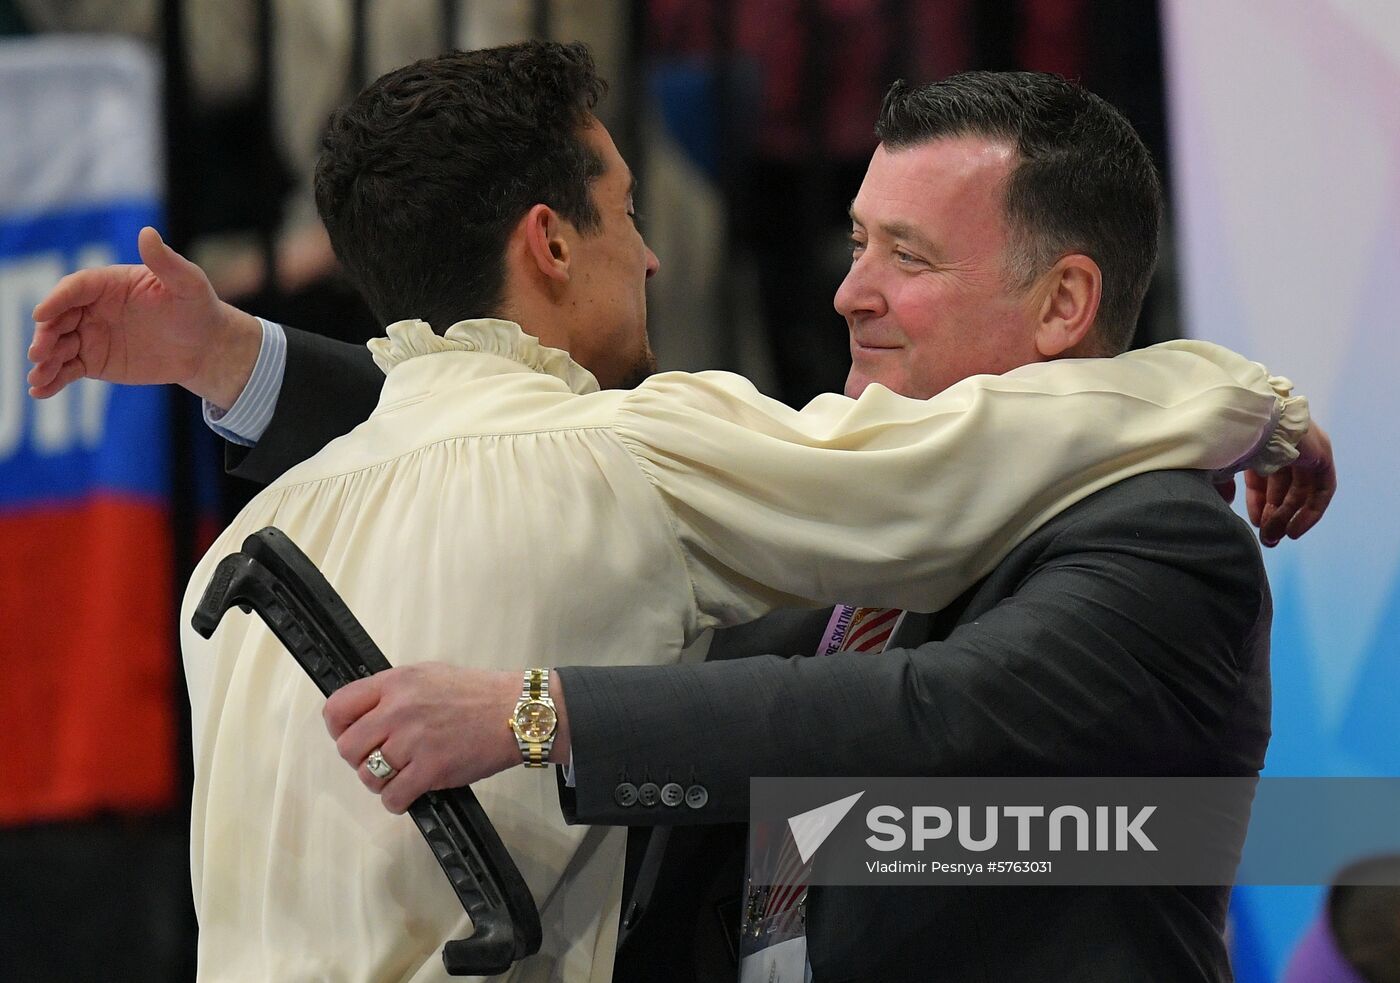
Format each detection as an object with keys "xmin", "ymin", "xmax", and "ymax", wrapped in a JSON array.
[{"xmin": 0, "ymin": 37, "xmax": 180, "ymax": 824}]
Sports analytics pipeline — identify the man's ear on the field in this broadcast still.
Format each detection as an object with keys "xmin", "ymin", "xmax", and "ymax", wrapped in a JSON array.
[
  {"xmin": 1033, "ymin": 253, "xmax": 1102, "ymax": 357},
  {"xmin": 520, "ymin": 203, "xmax": 571, "ymax": 285}
]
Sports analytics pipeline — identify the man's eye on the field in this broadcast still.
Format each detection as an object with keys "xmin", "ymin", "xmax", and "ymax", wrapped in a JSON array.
[
  {"xmin": 628, "ymin": 210, "xmax": 644, "ymax": 233},
  {"xmin": 894, "ymin": 249, "xmax": 917, "ymax": 264},
  {"xmin": 849, "ymin": 238, "xmax": 866, "ymax": 258}
]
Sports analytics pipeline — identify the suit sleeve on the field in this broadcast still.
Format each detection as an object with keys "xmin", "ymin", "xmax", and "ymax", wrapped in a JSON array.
[
  {"xmin": 557, "ymin": 480, "xmax": 1271, "ymax": 825},
  {"xmin": 225, "ymin": 327, "xmax": 384, "ymax": 484}
]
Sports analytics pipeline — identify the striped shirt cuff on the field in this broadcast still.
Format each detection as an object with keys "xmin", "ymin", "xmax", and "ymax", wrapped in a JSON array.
[{"xmin": 203, "ymin": 318, "xmax": 287, "ymax": 446}]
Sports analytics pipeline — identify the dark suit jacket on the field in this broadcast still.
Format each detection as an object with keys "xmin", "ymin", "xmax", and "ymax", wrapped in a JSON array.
[
  {"xmin": 237, "ymin": 327, "xmax": 1272, "ymax": 983},
  {"xmin": 561, "ymin": 470, "xmax": 1271, "ymax": 983}
]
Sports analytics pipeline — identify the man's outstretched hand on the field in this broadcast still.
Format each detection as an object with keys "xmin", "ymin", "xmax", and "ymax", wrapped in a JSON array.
[
  {"xmin": 1219, "ymin": 422, "xmax": 1336, "ymax": 547},
  {"xmin": 28, "ymin": 226, "xmax": 263, "ymax": 409}
]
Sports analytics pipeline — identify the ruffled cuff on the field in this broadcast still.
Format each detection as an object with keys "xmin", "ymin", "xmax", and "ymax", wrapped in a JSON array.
[{"xmin": 1236, "ymin": 373, "xmax": 1310, "ymax": 476}]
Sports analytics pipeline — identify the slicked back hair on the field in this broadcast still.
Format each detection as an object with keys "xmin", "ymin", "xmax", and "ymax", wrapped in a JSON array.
[
  {"xmin": 314, "ymin": 41, "xmax": 607, "ymax": 330},
  {"xmin": 876, "ymin": 71, "xmax": 1163, "ymax": 354}
]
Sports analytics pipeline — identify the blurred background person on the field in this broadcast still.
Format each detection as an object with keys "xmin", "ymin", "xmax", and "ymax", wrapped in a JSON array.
[{"xmin": 1284, "ymin": 857, "xmax": 1400, "ymax": 983}]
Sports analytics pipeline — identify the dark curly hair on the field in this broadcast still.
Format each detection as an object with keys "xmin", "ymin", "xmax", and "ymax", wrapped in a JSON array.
[
  {"xmin": 314, "ymin": 41, "xmax": 608, "ymax": 329},
  {"xmin": 877, "ymin": 72, "xmax": 1163, "ymax": 354}
]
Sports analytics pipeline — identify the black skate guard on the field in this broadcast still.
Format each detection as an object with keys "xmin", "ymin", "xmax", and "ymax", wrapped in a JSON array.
[{"xmin": 192, "ymin": 526, "xmax": 542, "ymax": 977}]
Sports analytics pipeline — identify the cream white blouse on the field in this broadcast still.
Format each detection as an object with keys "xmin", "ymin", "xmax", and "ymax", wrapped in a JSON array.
[{"xmin": 180, "ymin": 319, "xmax": 1305, "ymax": 982}]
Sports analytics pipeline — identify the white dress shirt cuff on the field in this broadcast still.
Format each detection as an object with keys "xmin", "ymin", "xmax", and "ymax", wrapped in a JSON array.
[{"xmin": 203, "ymin": 317, "xmax": 287, "ymax": 446}]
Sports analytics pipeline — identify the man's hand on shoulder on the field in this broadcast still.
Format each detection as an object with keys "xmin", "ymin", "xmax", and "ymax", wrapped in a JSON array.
[
  {"xmin": 28, "ymin": 226, "xmax": 263, "ymax": 409},
  {"xmin": 1218, "ymin": 422, "xmax": 1336, "ymax": 547},
  {"xmin": 322, "ymin": 664, "xmax": 572, "ymax": 814}
]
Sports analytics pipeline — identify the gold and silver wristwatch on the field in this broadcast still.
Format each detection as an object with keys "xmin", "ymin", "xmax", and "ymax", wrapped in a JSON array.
[{"xmin": 508, "ymin": 668, "xmax": 558, "ymax": 767}]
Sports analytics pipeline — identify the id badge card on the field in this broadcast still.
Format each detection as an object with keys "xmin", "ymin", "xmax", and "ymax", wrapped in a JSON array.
[
  {"xmin": 738, "ymin": 876, "xmax": 811, "ymax": 983},
  {"xmin": 742, "ymin": 814, "xmax": 815, "ymax": 982},
  {"xmin": 739, "ymin": 934, "xmax": 810, "ymax": 983}
]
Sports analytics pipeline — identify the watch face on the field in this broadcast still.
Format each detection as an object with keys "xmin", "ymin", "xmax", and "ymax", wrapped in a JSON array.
[{"xmin": 514, "ymin": 700, "xmax": 557, "ymax": 742}]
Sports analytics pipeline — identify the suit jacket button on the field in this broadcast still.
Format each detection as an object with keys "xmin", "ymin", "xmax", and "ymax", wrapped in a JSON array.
[
  {"xmin": 637, "ymin": 782, "xmax": 661, "ymax": 807},
  {"xmin": 685, "ymin": 784, "xmax": 709, "ymax": 809},
  {"xmin": 614, "ymin": 782, "xmax": 638, "ymax": 808},
  {"xmin": 660, "ymin": 782, "xmax": 684, "ymax": 807}
]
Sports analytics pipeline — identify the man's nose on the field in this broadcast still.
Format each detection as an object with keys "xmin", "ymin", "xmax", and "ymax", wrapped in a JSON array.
[
  {"xmin": 644, "ymin": 247, "xmax": 660, "ymax": 279},
  {"xmin": 834, "ymin": 255, "xmax": 884, "ymax": 319}
]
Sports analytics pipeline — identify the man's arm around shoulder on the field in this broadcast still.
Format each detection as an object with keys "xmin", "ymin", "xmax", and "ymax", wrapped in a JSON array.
[
  {"xmin": 224, "ymin": 325, "xmax": 382, "ymax": 483},
  {"xmin": 559, "ymin": 470, "xmax": 1273, "ymax": 825}
]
